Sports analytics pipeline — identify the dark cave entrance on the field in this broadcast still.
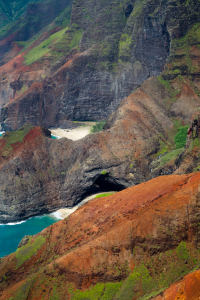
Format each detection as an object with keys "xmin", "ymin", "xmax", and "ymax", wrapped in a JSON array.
[
  {"xmin": 81, "ymin": 174, "xmax": 125, "ymax": 200},
  {"xmin": 124, "ymin": 3, "xmax": 133, "ymax": 18}
]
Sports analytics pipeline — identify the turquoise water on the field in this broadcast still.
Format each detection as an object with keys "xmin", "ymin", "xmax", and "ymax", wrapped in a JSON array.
[
  {"xmin": 0, "ymin": 214, "xmax": 60, "ymax": 258},
  {"xmin": 51, "ymin": 135, "xmax": 57, "ymax": 139},
  {"xmin": 0, "ymin": 132, "xmax": 58, "ymax": 139},
  {"xmin": 0, "ymin": 132, "xmax": 60, "ymax": 258}
]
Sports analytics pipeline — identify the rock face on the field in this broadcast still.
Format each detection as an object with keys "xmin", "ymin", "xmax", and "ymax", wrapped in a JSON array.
[
  {"xmin": 1, "ymin": 172, "xmax": 200, "ymax": 299},
  {"xmin": 0, "ymin": 73, "xmax": 200, "ymax": 223},
  {"xmin": 0, "ymin": 0, "xmax": 200, "ymax": 129}
]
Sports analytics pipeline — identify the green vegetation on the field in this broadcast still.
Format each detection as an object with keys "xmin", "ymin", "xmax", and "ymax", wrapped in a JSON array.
[
  {"xmin": 157, "ymin": 75, "xmax": 185, "ymax": 109},
  {"xmin": 90, "ymin": 121, "xmax": 106, "ymax": 133},
  {"xmin": 71, "ymin": 283, "xmax": 104, "ymax": 300},
  {"xmin": 15, "ymin": 277, "xmax": 36, "ymax": 300},
  {"xmin": 71, "ymin": 282, "xmax": 122, "ymax": 300},
  {"xmin": 152, "ymin": 148, "xmax": 184, "ymax": 170},
  {"xmin": 118, "ymin": 33, "xmax": 132, "ymax": 59},
  {"xmin": 95, "ymin": 193, "xmax": 115, "ymax": 198},
  {"xmin": 101, "ymin": 170, "xmax": 108, "ymax": 175},
  {"xmin": 160, "ymin": 148, "xmax": 184, "ymax": 164},
  {"xmin": 0, "ymin": 20, "xmax": 18, "ymax": 37},
  {"xmin": 1, "ymin": 124, "xmax": 34, "ymax": 158},
  {"xmin": 49, "ymin": 286, "xmax": 61, "ymax": 300},
  {"xmin": 16, "ymin": 235, "xmax": 46, "ymax": 268},
  {"xmin": 174, "ymin": 125, "xmax": 189, "ymax": 149},
  {"xmin": 69, "ymin": 241, "xmax": 200, "ymax": 300},
  {"xmin": 0, "ymin": 124, "xmax": 34, "ymax": 159},
  {"xmin": 163, "ymin": 23, "xmax": 200, "ymax": 80},
  {"xmin": 54, "ymin": 5, "xmax": 72, "ymax": 28},
  {"xmin": 24, "ymin": 23, "xmax": 84, "ymax": 65},
  {"xmin": 157, "ymin": 75, "xmax": 171, "ymax": 92},
  {"xmin": 0, "ymin": 0, "xmax": 45, "ymax": 21},
  {"xmin": 190, "ymin": 137, "xmax": 200, "ymax": 149}
]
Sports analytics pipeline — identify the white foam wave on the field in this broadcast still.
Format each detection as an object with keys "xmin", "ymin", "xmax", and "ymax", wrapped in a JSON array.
[
  {"xmin": 50, "ymin": 211, "xmax": 63, "ymax": 220},
  {"xmin": 0, "ymin": 220, "xmax": 26, "ymax": 226}
]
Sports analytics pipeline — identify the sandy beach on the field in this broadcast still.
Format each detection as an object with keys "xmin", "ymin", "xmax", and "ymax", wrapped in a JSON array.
[
  {"xmin": 50, "ymin": 122, "xmax": 96, "ymax": 141},
  {"xmin": 52, "ymin": 192, "xmax": 117, "ymax": 219}
]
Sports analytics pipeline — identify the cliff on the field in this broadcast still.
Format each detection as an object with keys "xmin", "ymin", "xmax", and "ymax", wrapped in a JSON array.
[
  {"xmin": 0, "ymin": 0, "xmax": 200, "ymax": 129},
  {"xmin": 1, "ymin": 172, "xmax": 200, "ymax": 299},
  {"xmin": 1, "ymin": 65, "xmax": 200, "ymax": 223}
]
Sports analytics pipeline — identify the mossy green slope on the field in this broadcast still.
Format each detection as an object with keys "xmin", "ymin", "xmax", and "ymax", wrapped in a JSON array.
[
  {"xmin": 16, "ymin": 235, "xmax": 46, "ymax": 268},
  {"xmin": 69, "ymin": 241, "xmax": 200, "ymax": 300}
]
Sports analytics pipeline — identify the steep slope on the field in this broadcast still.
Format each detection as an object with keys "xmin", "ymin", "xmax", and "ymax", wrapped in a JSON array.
[
  {"xmin": 0, "ymin": 76, "xmax": 174, "ymax": 223},
  {"xmin": 1, "ymin": 68, "xmax": 200, "ymax": 223},
  {"xmin": 0, "ymin": 0, "xmax": 73, "ymax": 65},
  {"xmin": 152, "ymin": 269, "xmax": 200, "ymax": 300},
  {"xmin": 2, "ymin": 172, "xmax": 200, "ymax": 299},
  {"xmin": 1, "ymin": 0, "xmax": 200, "ymax": 129},
  {"xmin": 0, "ymin": 0, "xmax": 45, "ymax": 25}
]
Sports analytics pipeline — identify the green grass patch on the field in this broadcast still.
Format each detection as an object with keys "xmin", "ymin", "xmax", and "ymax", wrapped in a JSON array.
[
  {"xmin": 152, "ymin": 148, "xmax": 184, "ymax": 170},
  {"xmin": 95, "ymin": 193, "xmax": 115, "ymax": 198},
  {"xmin": 2, "ymin": 124, "xmax": 33, "ymax": 149},
  {"xmin": 71, "ymin": 282, "xmax": 122, "ymax": 300},
  {"xmin": 101, "ymin": 282, "xmax": 123, "ymax": 299},
  {"xmin": 71, "ymin": 283, "xmax": 104, "ymax": 300},
  {"xmin": 160, "ymin": 148, "xmax": 184, "ymax": 164},
  {"xmin": 24, "ymin": 24, "xmax": 84, "ymax": 65},
  {"xmin": 91, "ymin": 121, "xmax": 106, "ymax": 133},
  {"xmin": 16, "ymin": 235, "xmax": 46, "ymax": 268},
  {"xmin": 174, "ymin": 126, "xmax": 189, "ymax": 149}
]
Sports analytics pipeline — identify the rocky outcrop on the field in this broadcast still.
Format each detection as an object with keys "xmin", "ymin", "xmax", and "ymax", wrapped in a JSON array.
[{"xmin": 1, "ymin": 172, "xmax": 200, "ymax": 298}]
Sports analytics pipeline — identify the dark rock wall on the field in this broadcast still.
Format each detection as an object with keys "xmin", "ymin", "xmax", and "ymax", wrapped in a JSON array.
[{"xmin": 1, "ymin": 0, "xmax": 200, "ymax": 130}]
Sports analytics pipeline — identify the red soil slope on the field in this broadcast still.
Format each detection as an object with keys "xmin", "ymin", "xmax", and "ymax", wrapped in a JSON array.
[{"xmin": 1, "ymin": 172, "xmax": 200, "ymax": 298}]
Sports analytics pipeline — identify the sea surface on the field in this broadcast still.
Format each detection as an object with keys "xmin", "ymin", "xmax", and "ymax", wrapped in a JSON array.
[{"xmin": 0, "ymin": 213, "xmax": 61, "ymax": 258}]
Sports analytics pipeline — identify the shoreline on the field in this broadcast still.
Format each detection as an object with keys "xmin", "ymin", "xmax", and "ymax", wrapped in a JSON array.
[
  {"xmin": 52, "ymin": 192, "xmax": 117, "ymax": 219},
  {"xmin": 50, "ymin": 122, "xmax": 96, "ymax": 141},
  {"xmin": 0, "ymin": 192, "xmax": 117, "ymax": 225}
]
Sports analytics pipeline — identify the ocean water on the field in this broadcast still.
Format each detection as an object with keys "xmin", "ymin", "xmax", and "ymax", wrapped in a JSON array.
[
  {"xmin": 0, "ymin": 131, "xmax": 58, "ymax": 139},
  {"xmin": 0, "ymin": 133, "xmax": 63, "ymax": 258},
  {"xmin": 0, "ymin": 214, "xmax": 61, "ymax": 258},
  {"xmin": 51, "ymin": 135, "xmax": 57, "ymax": 139}
]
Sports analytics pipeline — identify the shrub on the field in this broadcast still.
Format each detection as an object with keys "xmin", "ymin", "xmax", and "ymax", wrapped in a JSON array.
[
  {"xmin": 174, "ymin": 126, "xmax": 189, "ymax": 149},
  {"xmin": 91, "ymin": 121, "xmax": 106, "ymax": 133}
]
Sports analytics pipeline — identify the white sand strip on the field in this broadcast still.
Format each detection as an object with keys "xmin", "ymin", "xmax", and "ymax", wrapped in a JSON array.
[
  {"xmin": 52, "ymin": 192, "xmax": 117, "ymax": 219},
  {"xmin": 50, "ymin": 122, "xmax": 96, "ymax": 141}
]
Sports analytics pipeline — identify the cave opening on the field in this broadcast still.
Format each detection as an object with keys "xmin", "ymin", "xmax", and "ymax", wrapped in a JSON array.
[
  {"xmin": 124, "ymin": 3, "xmax": 133, "ymax": 18},
  {"xmin": 81, "ymin": 174, "xmax": 125, "ymax": 200}
]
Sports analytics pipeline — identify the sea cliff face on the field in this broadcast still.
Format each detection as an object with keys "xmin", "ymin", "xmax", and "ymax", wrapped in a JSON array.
[{"xmin": 0, "ymin": 0, "xmax": 200, "ymax": 129}]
